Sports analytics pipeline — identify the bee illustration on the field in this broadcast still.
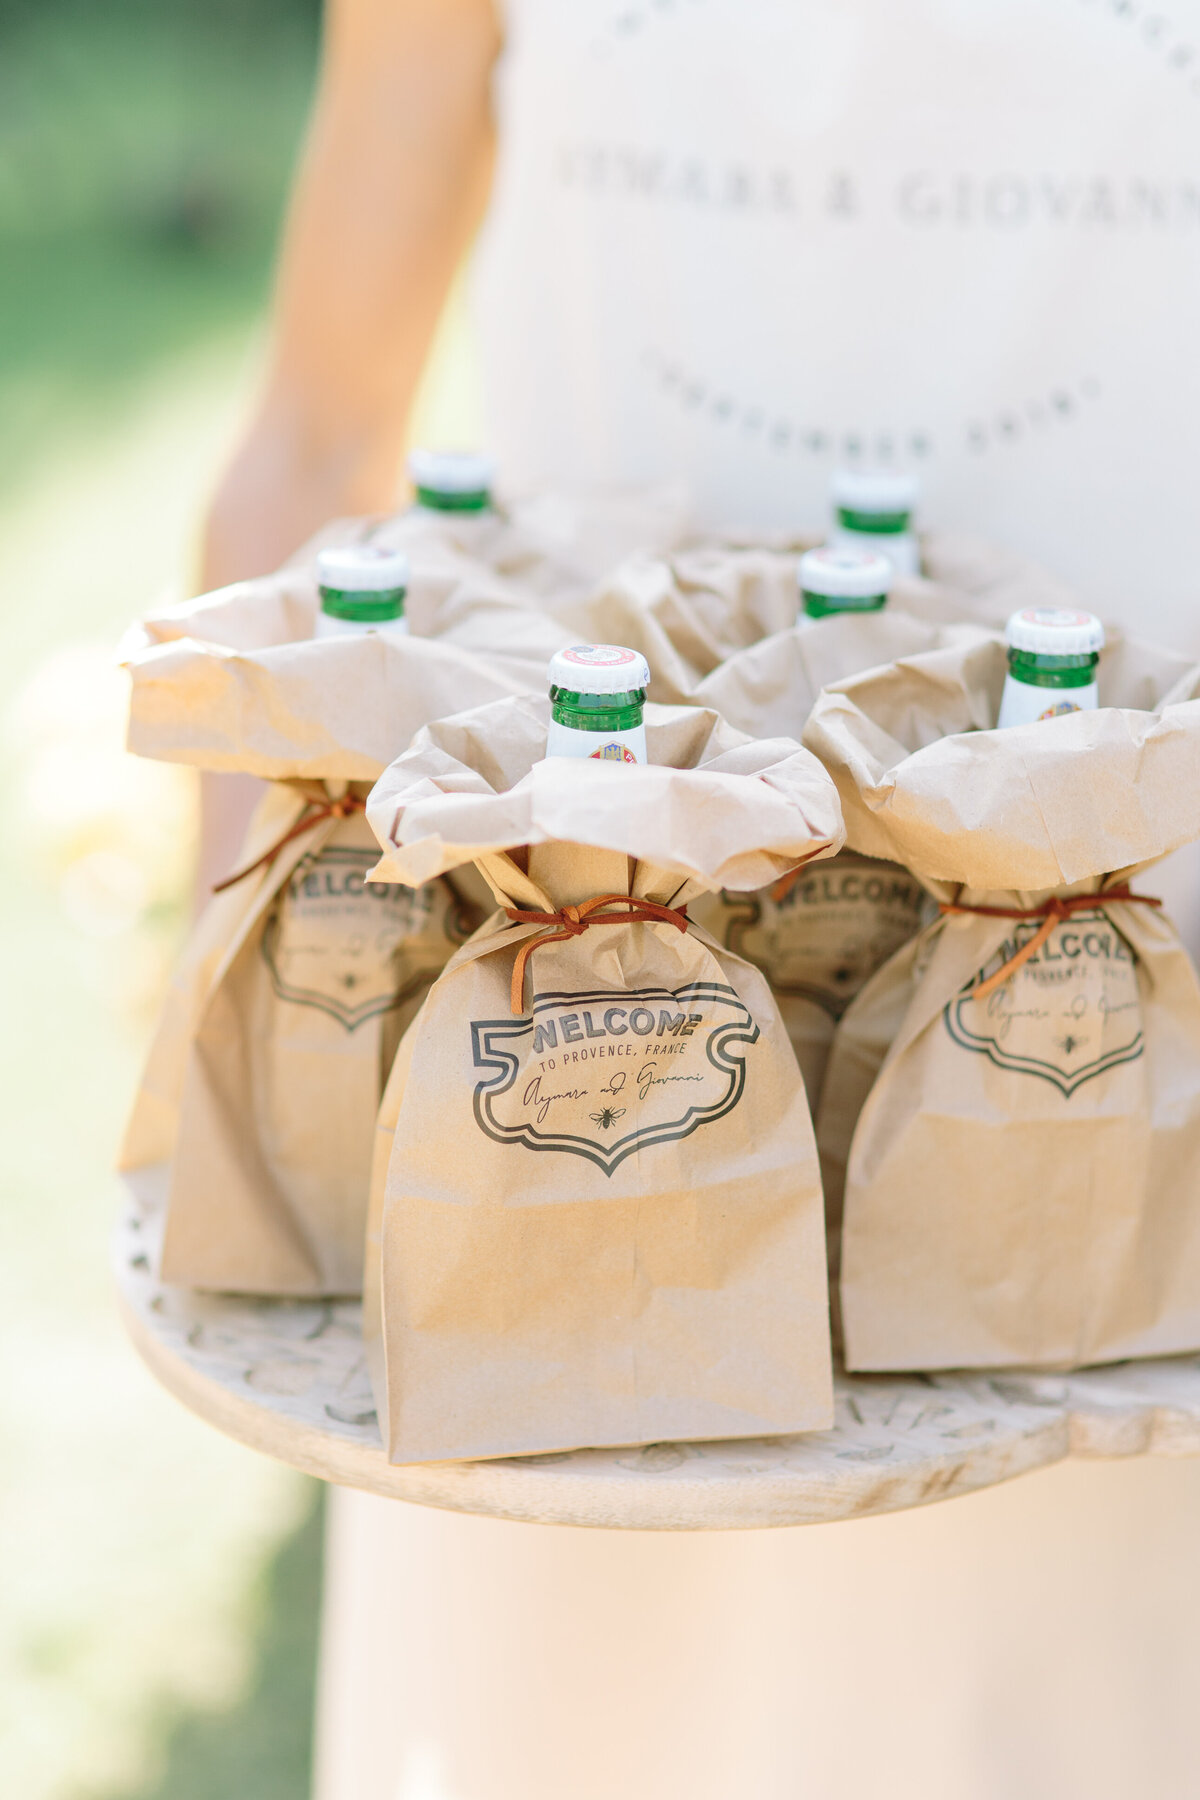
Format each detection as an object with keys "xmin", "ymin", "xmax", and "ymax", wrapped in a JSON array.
[
  {"xmin": 589, "ymin": 1106, "xmax": 626, "ymax": 1130},
  {"xmin": 1055, "ymin": 1033, "xmax": 1083, "ymax": 1056}
]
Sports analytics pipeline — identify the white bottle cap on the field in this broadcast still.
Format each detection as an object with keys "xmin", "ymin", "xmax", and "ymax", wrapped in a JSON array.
[
  {"xmin": 316, "ymin": 544, "xmax": 409, "ymax": 592},
  {"xmin": 408, "ymin": 448, "xmax": 495, "ymax": 496},
  {"xmin": 1005, "ymin": 606, "xmax": 1105, "ymax": 655},
  {"xmin": 831, "ymin": 468, "xmax": 920, "ymax": 515},
  {"xmin": 799, "ymin": 545, "xmax": 893, "ymax": 600},
  {"xmin": 548, "ymin": 644, "xmax": 651, "ymax": 694}
]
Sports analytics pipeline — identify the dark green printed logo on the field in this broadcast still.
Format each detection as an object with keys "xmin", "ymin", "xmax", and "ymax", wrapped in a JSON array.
[
  {"xmin": 263, "ymin": 849, "xmax": 455, "ymax": 1031},
  {"xmin": 718, "ymin": 862, "xmax": 925, "ymax": 1018},
  {"xmin": 943, "ymin": 910, "xmax": 1143, "ymax": 1097},
  {"xmin": 470, "ymin": 982, "xmax": 759, "ymax": 1175}
]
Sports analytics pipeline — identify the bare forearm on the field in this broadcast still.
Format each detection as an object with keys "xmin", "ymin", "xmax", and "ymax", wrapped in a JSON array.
[{"xmin": 200, "ymin": 0, "xmax": 500, "ymax": 590}]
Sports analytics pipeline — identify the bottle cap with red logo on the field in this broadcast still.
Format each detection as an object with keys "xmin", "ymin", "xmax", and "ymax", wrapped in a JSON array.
[
  {"xmin": 1004, "ymin": 607, "xmax": 1105, "ymax": 656},
  {"xmin": 548, "ymin": 644, "xmax": 651, "ymax": 696}
]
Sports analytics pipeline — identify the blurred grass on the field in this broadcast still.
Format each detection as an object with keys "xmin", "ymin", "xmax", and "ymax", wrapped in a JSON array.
[
  {"xmin": 0, "ymin": 0, "xmax": 318, "ymax": 485},
  {"xmin": 98, "ymin": 1488, "xmax": 327, "ymax": 1800},
  {"xmin": 0, "ymin": 4, "xmax": 329, "ymax": 1798}
]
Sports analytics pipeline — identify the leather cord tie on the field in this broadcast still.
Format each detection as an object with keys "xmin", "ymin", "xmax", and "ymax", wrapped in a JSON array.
[
  {"xmin": 212, "ymin": 793, "xmax": 366, "ymax": 894},
  {"xmin": 769, "ymin": 852, "xmax": 831, "ymax": 905},
  {"xmin": 504, "ymin": 893, "xmax": 690, "ymax": 1016},
  {"xmin": 939, "ymin": 886, "xmax": 1161, "ymax": 1003}
]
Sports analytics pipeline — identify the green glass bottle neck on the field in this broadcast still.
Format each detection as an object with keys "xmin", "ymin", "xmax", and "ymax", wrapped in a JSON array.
[
  {"xmin": 415, "ymin": 486, "xmax": 491, "ymax": 514},
  {"xmin": 550, "ymin": 686, "xmax": 645, "ymax": 733},
  {"xmin": 836, "ymin": 505, "xmax": 911, "ymax": 535},
  {"xmin": 802, "ymin": 589, "xmax": 888, "ymax": 620},
  {"xmin": 1006, "ymin": 648, "xmax": 1099, "ymax": 690},
  {"xmin": 319, "ymin": 584, "xmax": 406, "ymax": 623}
]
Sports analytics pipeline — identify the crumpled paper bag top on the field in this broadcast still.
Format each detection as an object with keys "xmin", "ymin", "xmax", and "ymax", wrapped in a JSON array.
[
  {"xmin": 691, "ymin": 609, "xmax": 989, "ymax": 741},
  {"xmin": 366, "ymin": 696, "xmax": 845, "ymax": 895},
  {"xmin": 803, "ymin": 633, "xmax": 1200, "ymax": 891},
  {"xmin": 126, "ymin": 515, "xmax": 576, "ymax": 661},
  {"xmin": 128, "ymin": 481, "xmax": 695, "ymax": 659},
  {"xmin": 917, "ymin": 530, "xmax": 1083, "ymax": 622},
  {"xmin": 126, "ymin": 630, "xmax": 563, "ymax": 781},
  {"xmin": 470, "ymin": 479, "xmax": 693, "ymax": 591},
  {"xmin": 123, "ymin": 529, "xmax": 582, "ymax": 780},
  {"xmin": 550, "ymin": 530, "xmax": 1082, "ymax": 706}
]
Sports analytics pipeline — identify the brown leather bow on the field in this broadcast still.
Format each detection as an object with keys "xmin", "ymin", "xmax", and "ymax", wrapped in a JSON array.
[
  {"xmin": 939, "ymin": 886, "xmax": 1161, "ymax": 1002},
  {"xmin": 504, "ymin": 893, "xmax": 690, "ymax": 1015},
  {"xmin": 212, "ymin": 793, "xmax": 366, "ymax": 894}
]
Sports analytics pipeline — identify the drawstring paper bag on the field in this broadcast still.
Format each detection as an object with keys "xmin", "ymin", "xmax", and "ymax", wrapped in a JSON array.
[
  {"xmin": 361, "ymin": 697, "xmax": 844, "ymax": 1463},
  {"xmin": 686, "ymin": 604, "xmax": 986, "ymax": 1106},
  {"xmin": 804, "ymin": 632, "xmax": 1200, "ymax": 1372},
  {"xmin": 121, "ymin": 578, "xmax": 563, "ymax": 1295}
]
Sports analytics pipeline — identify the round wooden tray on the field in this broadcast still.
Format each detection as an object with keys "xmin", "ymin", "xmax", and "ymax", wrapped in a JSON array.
[{"xmin": 116, "ymin": 1182, "xmax": 1200, "ymax": 1530}]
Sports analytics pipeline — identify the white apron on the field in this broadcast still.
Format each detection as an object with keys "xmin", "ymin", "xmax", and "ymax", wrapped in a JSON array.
[
  {"xmin": 315, "ymin": 14, "xmax": 1200, "ymax": 1796},
  {"xmin": 475, "ymin": 0, "xmax": 1200, "ymax": 644}
]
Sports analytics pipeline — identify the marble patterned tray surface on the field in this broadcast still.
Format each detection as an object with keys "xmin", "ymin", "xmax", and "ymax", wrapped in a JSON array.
[{"xmin": 116, "ymin": 1185, "xmax": 1200, "ymax": 1531}]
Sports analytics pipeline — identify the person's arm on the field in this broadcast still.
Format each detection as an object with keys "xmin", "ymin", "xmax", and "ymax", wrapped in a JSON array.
[
  {"xmin": 200, "ymin": 0, "xmax": 501, "ymax": 592},
  {"xmin": 195, "ymin": 0, "xmax": 500, "ymax": 897}
]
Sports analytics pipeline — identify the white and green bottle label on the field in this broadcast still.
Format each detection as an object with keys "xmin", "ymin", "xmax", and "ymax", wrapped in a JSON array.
[
  {"xmin": 997, "ymin": 650, "xmax": 1099, "ymax": 728},
  {"xmin": 316, "ymin": 579, "xmax": 408, "ymax": 639},
  {"xmin": 545, "ymin": 711, "xmax": 647, "ymax": 764}
]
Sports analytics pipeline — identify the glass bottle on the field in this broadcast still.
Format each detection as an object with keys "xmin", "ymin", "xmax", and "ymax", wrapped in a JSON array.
[
  {"xmin": 997, "ymin": 607, "xmax": 1104, "ymax": 728},
  {"xmin": 315, "ymin": 545, "xmax": 409, "ymax": 640},
  {"xmin": 831, "ymin": 468, "xmax": 920, "ymax": 577},
  {"xmin": 407, "ymin": 448, "xmax": 495, "ymax": 515},
  {"xmin": 799, "ymin": 546, "xmax": 892, "ymax": 621},
  {"xmin": 546, "ymin": 644, "xmax": 650, "ymax": 764}
]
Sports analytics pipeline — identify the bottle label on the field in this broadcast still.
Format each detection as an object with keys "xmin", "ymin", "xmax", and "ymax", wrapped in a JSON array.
[
  {"xmin": 545, "ymin": 719, "xmax": 647, "ymax": 763},
  {"xmin": 997, "ymin": 675, "xmax": 1098, "ymax": 729}
]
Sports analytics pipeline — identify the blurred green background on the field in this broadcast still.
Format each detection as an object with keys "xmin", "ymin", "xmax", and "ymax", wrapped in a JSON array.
[{"xmin": 0, "ymin": 2, "xmax": 327, "ymax": 1795}]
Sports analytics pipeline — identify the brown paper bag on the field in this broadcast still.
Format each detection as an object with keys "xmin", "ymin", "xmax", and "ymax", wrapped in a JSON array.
[
  {"xmin": 552, "ymin": 545, "xmax": 821, "ymax": 703},
  {"xmin": 550, "ymin": 529, "xmax": 1049, "ymax": 707},
  {"xmin": 360, "ymin": 698, "xmax": 844, "ymax": 1462},
  {"xmin": 126, "ymin": 531, "xmax": 575, "ymax": 766},
  {"xmin": 804, "ymin": 632, "xmax": 1200, "ymax": 1372},
  {"xmin": 373, "ymin": 479, "xmax": 693, "ymax": 596},
  {"xmin": 127, "ymin": 484, "xmax": 693, "ymax": 657},
  {"xmin": 685, "ymin": 608, "xmax": 982, "ymax": 1106},
  {"xmin": 121, "ymin": 581, "xmax": 545, "ymax": 1293},
  {"xmin": 156, "ymin": 785, "xmax": 483, "ymax": 1293}
]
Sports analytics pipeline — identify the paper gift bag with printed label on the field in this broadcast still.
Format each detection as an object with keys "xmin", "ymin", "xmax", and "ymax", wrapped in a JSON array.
[
  {"xmin": 804, "ymin": 632, "xmax": 1200, "ymax": 1372},
  {"xmin": 686, "ymin": 607, "xmax": 986, "ymax": 1106},
  {"xmin": 120, "ymin": 592, "xmax": 545, "ymax": 1294},
  {"xmin": 157, "ymin": 786, "xmax": 482, "ymax": 1294},
  {"xmin": 361, "ymin": 697, "xmax": 844, "ymax": 1463}
]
